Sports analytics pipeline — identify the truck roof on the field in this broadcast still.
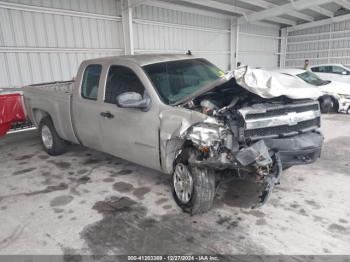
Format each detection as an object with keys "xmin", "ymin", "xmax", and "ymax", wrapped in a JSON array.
[
  {"xmin": 84, "ymin": 54, "xmax": 196, "ymax": 66},
  {"xmin": 309, "ymin": 64, "xmax": 347, "ymax": 68}
]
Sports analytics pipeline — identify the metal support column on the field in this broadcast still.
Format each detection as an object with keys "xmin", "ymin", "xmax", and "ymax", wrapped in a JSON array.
[
  {"xmin": 122, "ymin": 0, "xmax": 134, "ymax": 55},
  {"xmin": 279, "ymin": 27, "xmax": 288, "ymax": 68},
  {"xmin": 230, "ymin": 17, "xmax": 239, "ymax": 70}
]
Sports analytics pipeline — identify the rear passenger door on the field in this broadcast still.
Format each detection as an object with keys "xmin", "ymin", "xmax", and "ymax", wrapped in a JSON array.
[
  {"xmin": 311, "ymin": 66, "xmax": 350, "ymax": 83},
  {"xmin": 330, "ymin": 66, "xmax": 350, "ymax": 83},
  {"xmin": 98, "ymin": 64, "xmax": 160, "ymax": 170},
  {"xmin": 72, "ymin": 63, "xmax": 104, "ymax": 151}
]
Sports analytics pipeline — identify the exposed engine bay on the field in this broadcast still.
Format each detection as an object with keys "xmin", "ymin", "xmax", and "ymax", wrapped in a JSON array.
[{"xmin": 175, "ymin": 78, "xmax": 323, "ymax": 207}]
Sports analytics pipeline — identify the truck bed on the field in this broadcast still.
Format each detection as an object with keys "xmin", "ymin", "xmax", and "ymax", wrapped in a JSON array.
[
  {"xmin": 27, "ymin": 80, "xmax": 74, "ymax": 93},
  {"xmin": 23, "ymin": 80, "xmax": 79, "ymax": 144}
]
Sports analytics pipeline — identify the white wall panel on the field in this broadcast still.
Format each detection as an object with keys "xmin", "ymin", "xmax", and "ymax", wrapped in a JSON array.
[
  {"xmin": 0, "ymin": 0, "xmax": 281, "ymax": 88},
  {"xmin": 238, "ymin": 24, "xmax": 280, "ymax": 69},
  {"xmin": 0, "ymin": 0, "xmax": 123, "ymax": 88},
  {"xmin": 133, "ymin": 5, "xmax": 231, "ymax": 70},
  {"xmin": 285, "ymin": 20, "xmax": 350, "ymax": 67}
]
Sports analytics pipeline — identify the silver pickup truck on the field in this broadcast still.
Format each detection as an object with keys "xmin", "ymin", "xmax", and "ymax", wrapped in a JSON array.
[{"xmin": 23, "ymin": 54, "xmax": 324, "ymax": 214}]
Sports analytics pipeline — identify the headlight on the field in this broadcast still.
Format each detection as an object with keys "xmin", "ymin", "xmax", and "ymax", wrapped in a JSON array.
[
  {"xmin": 183, "ymin": 123, "xmax": 222, "ymax": 148},
  {"xmin": 188, "ymin": 124, "xmax": 220, "ymax": 147}
]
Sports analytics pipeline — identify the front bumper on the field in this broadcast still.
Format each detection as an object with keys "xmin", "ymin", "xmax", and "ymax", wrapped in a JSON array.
[
  {"xmin": 187, "ymin": 131, "xmax": 323, "ymax": 208},
  {"xmin": 263, "ymin": 131, "xmax": 324, "ymax": 167}
]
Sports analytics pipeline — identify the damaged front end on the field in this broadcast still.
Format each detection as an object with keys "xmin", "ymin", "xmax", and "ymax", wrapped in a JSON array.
[
  {"xmin": 169, "ymin": 98, "xmax": 323, "ymax": 207},
  {"xmin": 180, "ymin": 121, "xmax": 283, "ymax": 207},
  {"xmin": 159, "ymin": 66, "xmax": 324, "ymax": 209}
]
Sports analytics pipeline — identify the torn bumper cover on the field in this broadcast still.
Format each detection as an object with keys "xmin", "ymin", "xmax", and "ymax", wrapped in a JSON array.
[
  {"xmin": 184, "ymin": 125, "xmax": 323, "ymax": 169},
  {"xmin": 183, "ymin": 123, "xmax": 323, "ymax": 206},
  {"xmin": 264, "ymin": 132, "xmax": 323, "ymax": 167}
]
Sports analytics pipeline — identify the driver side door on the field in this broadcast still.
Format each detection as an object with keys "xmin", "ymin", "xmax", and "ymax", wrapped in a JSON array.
[{"xmin": 98, "ymin": 64, "xmax": 160, "ymax": 170}]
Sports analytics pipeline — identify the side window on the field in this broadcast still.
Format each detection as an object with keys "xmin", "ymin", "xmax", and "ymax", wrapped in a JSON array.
[
  {"xmin": 311, "ymin": 67, "xmax": 319, "ymax": 72},
  {"xmin": 105, "ymin": 66, "xmax": 145, "ymax": 104},
  {"xmin": 318, "ymin": 66, "xmax": 326, "ymax": 72},
  {"xmin": 324, "ymin": 66, "xmax": 332, "ymax": 73},
  {"xmin": 317, "ymin": 66, "xmax": 331, "ymax": 73},
  {"xmin": 81, "ymin": 64, "xmax": 102, "ymax": 100},
  {"xmin": 331, "ymin": 66, "xmax": 348, "ymax": 75}
]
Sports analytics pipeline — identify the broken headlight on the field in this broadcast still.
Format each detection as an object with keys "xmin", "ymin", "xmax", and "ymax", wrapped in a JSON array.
[
  {"xmin": 184, "ymin": 123, "xmax": 221, "ymax": 148},
  {"xmin": 182, "ymin": 122, "xmax": 235, "ymax": 152}
]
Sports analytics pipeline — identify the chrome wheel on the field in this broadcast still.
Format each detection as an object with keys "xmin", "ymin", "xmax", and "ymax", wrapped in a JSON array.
[
  {"xmin": 41, "ymin": 125, "xmax": 53, "ymax": 149},
  {"xmin": 173, "ymin": 163, "xmax": 193, "ymax": 204}
]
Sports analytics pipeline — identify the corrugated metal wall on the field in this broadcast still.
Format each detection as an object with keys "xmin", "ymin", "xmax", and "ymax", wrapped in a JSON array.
[
  {"xmin": 133, "ymin": 5, "xmax": 231, "ymax": 71},
  {"xmin": 0, "ymin": 0, "xmax": 281, "ymax": 88},
  {"xmin": 286, "ymin": 20, "xmax": 350, "ymax": 67},
  {"xmin": 0, "ymin": 0, "xmax": 124, "ymax": 88},
  {"xmin": 238, "ymin": 23, "xmax": 280, "ymax": 69}
]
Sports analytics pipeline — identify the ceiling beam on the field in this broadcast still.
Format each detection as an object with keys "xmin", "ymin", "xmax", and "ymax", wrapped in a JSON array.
[
  {"xmin": 308, "ymin": 6, "xmax": 334, "ymax": 17},
  {"xmin": 289, "ymin": 12, "xmax": 350, "ymax": 31},
  {"xmin": 238, "ymin": 0, "xmax": 313, "ymax": 21},
  {"xmin": 268, "ymin": 17, "xmax": 296, "ymax": 26},
  {"xmin": 179, "ymin": 0, "xmax": 296, "ymax": 25},
  {"xmin": 179, "ymin": 0, "xmax": 248, "ymax": 16},
  {"xmin": 238, "ymin": 0, "xmax": 334, "ymax": 23},
  {"xmin": 335, "ymin": 0, "xmax": 350, "ymax": 10},
  {"xmin": 144, "ymin": 0, "xmax": 233, "ymax": 19},
  {"xmin": 144, "ymin": 0, "xmax": 281, "ymax": 27}
]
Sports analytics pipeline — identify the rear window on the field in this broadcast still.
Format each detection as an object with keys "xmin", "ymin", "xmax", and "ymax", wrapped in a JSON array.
[{"xmin": 81, "ymin": 64, "xmax": 102, "ymax": 100}]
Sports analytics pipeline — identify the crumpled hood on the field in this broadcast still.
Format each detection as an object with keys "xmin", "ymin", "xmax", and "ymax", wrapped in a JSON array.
[{"xmin": 234, "ymin": 66, "xmax": 323, "ymax": 100}]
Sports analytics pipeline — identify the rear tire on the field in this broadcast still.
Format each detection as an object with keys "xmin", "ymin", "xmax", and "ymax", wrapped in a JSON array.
[
  {"xmin": 39, "ymin": 117, "xmax": 67, "ymax": 156},
  {"xmin": 330, "ymin": 97, "xmax": 339, "ymax": 113},
  {"xmin": 347, "ymin": 107, "xmax": 350, "ymax": 114},
  {"xmin": 173, "ymin": 164, "xmax": 216, "ymax": 215}
]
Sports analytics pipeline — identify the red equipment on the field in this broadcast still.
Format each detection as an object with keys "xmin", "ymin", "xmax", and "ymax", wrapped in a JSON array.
[{"xmin": 0, "ymin": 93, "xmax": 26, "ymax": 137}]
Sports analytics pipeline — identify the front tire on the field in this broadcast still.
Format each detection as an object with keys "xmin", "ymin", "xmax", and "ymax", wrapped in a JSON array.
[
  {"xmin": 319, "ymin": 96, "xmax": 333, "ymax": 113},
  {"xmin": 173, "ymin": 163, "xmax": 215, "ymax": 215},
  {"xmin": 39, "ymin": 117, "xmax": 67, "ymax": 156}
]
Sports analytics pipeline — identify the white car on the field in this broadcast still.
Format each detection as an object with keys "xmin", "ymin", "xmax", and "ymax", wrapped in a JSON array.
[
  {"xmin": 278, "ymin": 69, "xmax": 350, "ymax": 114},
  {"xmin": 310, "ymin": 64, "xmax": 350, "ymax": 84}
]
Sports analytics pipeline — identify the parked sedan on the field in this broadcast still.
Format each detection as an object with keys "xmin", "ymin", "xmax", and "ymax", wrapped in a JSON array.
[
  {"xmin": 278, "ymin": 69, "xmax": 350, "ymax": 114},
  {"xmin": 310, "ymin": 64, "xmax": 350, "ymax": 84}
]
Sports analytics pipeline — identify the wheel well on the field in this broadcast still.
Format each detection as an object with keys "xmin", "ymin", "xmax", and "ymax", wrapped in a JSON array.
[
  {"xmin": 33, "ymin": 109, "xmax": 50, "ymax": 125},
  {"xmin": 318, "ymin": 95, "xmax": 339, "ymax": 111}
]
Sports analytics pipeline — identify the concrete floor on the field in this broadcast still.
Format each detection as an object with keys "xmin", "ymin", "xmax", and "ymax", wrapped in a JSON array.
[{"xmin": 0, "ymin": 114, "xmax": 349, "ymax": 256}]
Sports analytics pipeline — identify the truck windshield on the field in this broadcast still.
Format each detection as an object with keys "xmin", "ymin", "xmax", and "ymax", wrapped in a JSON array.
[
  {"xmin": 297, "ymin": 71, "xmax": 329, "ymax": 86},
  {"xmin": 143, "ymin": 58, "xmax": 224, "ymax": 104}
]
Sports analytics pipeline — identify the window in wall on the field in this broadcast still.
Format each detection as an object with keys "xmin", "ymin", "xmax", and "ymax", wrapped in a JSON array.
[
  {"xmin": 81, "ymin": 64, "xmax": 102, "ymax": 100},
  {"xmin": 105, "ymin": 66, "xmax": 145, "ymax": 104}
]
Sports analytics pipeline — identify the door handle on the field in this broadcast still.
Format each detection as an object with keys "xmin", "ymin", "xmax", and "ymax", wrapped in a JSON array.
[{"xmin": 100, "ymin": 111, "xmax": 114, "ymax": 119}]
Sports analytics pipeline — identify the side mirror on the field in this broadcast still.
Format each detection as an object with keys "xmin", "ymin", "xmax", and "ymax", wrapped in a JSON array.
[
  {"xmin": 116, "ymin": 92, "xmax": 151, "ymax": 111},
  {"xmin": 342, "ymin": 71, "xmax": 349, "ymax": 75}
]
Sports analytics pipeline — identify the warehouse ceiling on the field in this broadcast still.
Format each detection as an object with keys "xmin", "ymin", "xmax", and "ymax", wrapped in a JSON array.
[{"xmin": 155, "ymin": 0, "xmax": 350, "ymax": 28}]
